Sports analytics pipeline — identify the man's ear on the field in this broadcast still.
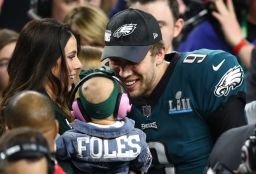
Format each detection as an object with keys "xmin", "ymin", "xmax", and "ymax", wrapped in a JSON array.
[
  {"xmin": 156, "ymin": 47, "xmax": 166, "ymax": 66},
  {"xmin": 173, "ymin": 18, "xmax": 184, "ymax": 38}
]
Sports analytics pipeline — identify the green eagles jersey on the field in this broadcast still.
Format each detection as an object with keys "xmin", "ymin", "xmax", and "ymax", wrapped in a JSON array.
[{"xmin": 128, "ymin": 49, "xmax": 246, "ymax": 174}]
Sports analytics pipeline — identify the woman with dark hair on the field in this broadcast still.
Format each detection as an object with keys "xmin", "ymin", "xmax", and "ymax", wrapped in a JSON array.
[
  {"xmin": 0, "ymin": 29, "xmax": 19, "ymax": 101},
  {"xmin": 0, "ymin": 18, "xmax": 82, "ymax": 135}
]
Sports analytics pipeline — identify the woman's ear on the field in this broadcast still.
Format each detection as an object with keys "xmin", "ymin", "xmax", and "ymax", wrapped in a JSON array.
[{"xmin": 173, "ymin": 18, "xmax": 184, "ymax": 38}]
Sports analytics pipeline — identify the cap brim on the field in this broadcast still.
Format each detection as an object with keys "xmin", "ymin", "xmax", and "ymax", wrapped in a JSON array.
[{"xmin": 101, "ymin": 45, "xmax": 151, "ymax": 63}]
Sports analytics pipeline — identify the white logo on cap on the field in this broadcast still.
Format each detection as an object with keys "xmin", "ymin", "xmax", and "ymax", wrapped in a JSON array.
[
  {"xmin": 113, "ymin": 24, "xmax": 137, "ymax": 38},
  {"xmin": 153, "ymin": 33, "xmax": 158, "ymax": 39},
  {"xmin": 105, "ymin": 30, "xmax": 111, "ymax": 42}
]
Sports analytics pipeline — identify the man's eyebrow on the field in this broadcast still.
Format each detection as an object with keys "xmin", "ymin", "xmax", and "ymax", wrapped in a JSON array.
[{"xmin": 157, "ymin": 20, "xmax": 166, "ymax": 25}]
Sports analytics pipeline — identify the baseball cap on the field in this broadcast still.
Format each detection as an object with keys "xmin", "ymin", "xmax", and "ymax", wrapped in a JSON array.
[{"xmin": 101, "ymin": 8, "xmax": 162, "ymax": 63}]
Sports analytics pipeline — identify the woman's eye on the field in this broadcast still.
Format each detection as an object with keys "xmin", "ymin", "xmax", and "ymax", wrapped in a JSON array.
[{"xmin": 67, "ymin": 51, "xmax": 77, "ymax": 59}]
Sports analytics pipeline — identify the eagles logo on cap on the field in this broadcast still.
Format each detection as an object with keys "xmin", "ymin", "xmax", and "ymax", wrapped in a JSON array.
[
  {"xmin": 113, "ymin": 24, "xmax": 137, "ymax": 38},
  {"xmin": 101, "ymin": 8, "xmax": 162, "ymax": 63}
]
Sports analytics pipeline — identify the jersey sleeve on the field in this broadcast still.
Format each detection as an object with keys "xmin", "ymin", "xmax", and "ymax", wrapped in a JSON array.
[
  {"xmin": 181, "ymin": 49, "xmax": 246, "ymax": 139},
  {"xmin": 183, "ymin": 49, "xmax": 245, "ymax": 115}
]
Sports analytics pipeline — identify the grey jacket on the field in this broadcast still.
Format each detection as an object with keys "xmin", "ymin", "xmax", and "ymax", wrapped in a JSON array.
[{"xmin": 56, "ymin": 118, "xmax": 152, "ymax": 174}]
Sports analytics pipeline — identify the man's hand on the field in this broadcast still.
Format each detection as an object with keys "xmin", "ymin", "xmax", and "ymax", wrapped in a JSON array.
[{"xmin": 211, "ymin": 0, "xmax": 244, "ymax": 47}]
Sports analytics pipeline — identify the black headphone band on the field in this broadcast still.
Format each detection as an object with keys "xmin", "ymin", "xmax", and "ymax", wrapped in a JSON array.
[
  {"xmin": 0, "ymin": 142, "xmax": 55, "ymax": 174},
  {"xmin": 0, "ymin": 143, "xmax": 48, "ymax": 160},
  {"xmin": 69, "ymin": 71, "xmax": 129, "ymax": 110}
]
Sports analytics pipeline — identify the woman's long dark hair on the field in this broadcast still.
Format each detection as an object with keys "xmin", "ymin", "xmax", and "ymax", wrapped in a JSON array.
[{"xmin": 1, "ymin": 18, "xmax": 80, "ymax": 121}]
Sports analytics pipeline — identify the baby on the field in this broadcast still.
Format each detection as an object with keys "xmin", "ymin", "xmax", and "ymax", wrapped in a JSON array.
[{"xmin": 56, "ymin": 72, "xmax": 152, "ymax": 174}]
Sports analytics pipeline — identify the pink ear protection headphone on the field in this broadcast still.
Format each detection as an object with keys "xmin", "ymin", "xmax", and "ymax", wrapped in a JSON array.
[{"xmin": 69, "ymin": 70, "xmax": 132, "ymax": 122}]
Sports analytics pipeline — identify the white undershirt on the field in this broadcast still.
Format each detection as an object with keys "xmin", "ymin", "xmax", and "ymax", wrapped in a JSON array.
[{"xmin": 88, "ymin": 121, "xmax": 125, "ymax": 128}]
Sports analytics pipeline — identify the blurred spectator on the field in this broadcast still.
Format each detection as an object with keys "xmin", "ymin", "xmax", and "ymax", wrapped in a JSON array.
[
  {"xmin": 0, "ymin": 127, "xmax": 54, "ymax": 174},
  {"xmin": 247, "ymin": 48, "xmax": 256, "ymax": 100},
  {"xmin": 128, "ymin": 0, "xmax": 184, "ymax": 54},
  {"xmin": 206, "ymin": 0, "xmax": 256, "ymax": 124},
  {"xmin": 78, "ymin": 46, "xmax": 102, "ymax": 70},
  {"xmin": 0, "ymin": 0, "xmax": 117, "ymax": 31},
  {"xmin": 0, "ymin": 0, "xmax": 4, "ymax": 14},
  {"xmin": 75, "ymin": 46, "xmax": 103, "ymax": 84},
  {"xmin": 64, "ymin": 4, "xmax": 109, "ymax": 48},
  {"xmin": 176, "ymin": 0, "xmax": 205, "ymax": 45},
  {"xmin": 0, "ymin": 19, "xmax": 82, "ymax": 135},
  {"xmin": 3, "ymin": 90, "xmax": 59, "ymax": 152},
  {"xmin": 245, "ymin": 47, "xmax": 256, "ymax": 124},
  {"xmin": 177, "ymin": 0, "xmax": 186, "ymax": 17},
  {"xmin": 0, "ymin": 0, "xmax": 30, "ymax": 32},
  {"xmin": 179, "ymin": 0, "xmax": 256, "ymax": 70},
  {"xmin": 108, "ymin": 0, "xmax": 127, "ymax": 18},
  {"xmin": 80, "ymin": 0, "xmax": 117, "ymax": 13},
  {"xmin": 100, "ymin": 0, "xmax": 118, "ymax": 17},
  {"xmin": 3, "ymin": 90, "xmax": 68, "ymax": 174},
  {"xmin": 28, "ymin": 0, "xmax": 87, "ymax": 21},
  {"xmin": 0, "ymin": 29, "xmax": 19, "ymax": 102},
  {"xmin": 210, "ymin": 0, "xmax": 255, "ymax": 69},
  {"xmin": 245, "ymin": 100, "xmax": 256, "ymax": 125},
  {"xmin": 84, "ymin": 0, "xmax": 101, "ymax": 7},
  {"xmin": 206, "ymin": 124, "xmax": 256, "ymax": 173},
  {"xmin": 28, "ymin": 0, "xmax": 118, "ymax": 22}
]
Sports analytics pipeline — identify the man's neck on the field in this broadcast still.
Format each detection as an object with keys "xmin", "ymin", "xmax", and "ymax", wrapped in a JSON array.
[
  {"xmin": 147, "ymin": 60, "xmax": 169, "ymax": 96},
  {"xmin": 166, "ymin": 46, "xmax": 173, "ymax": 54}
]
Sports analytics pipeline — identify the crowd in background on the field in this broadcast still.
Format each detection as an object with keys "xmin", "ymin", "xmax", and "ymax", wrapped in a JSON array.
[{"xmin": 0, "ymin": 0, "xmax": 256, "ymax": 174}]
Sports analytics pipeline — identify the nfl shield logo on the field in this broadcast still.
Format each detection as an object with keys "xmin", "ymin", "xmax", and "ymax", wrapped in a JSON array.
[{"xmin": 142, "ymin": 105, "xmax": 151, "ymax": 118}]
